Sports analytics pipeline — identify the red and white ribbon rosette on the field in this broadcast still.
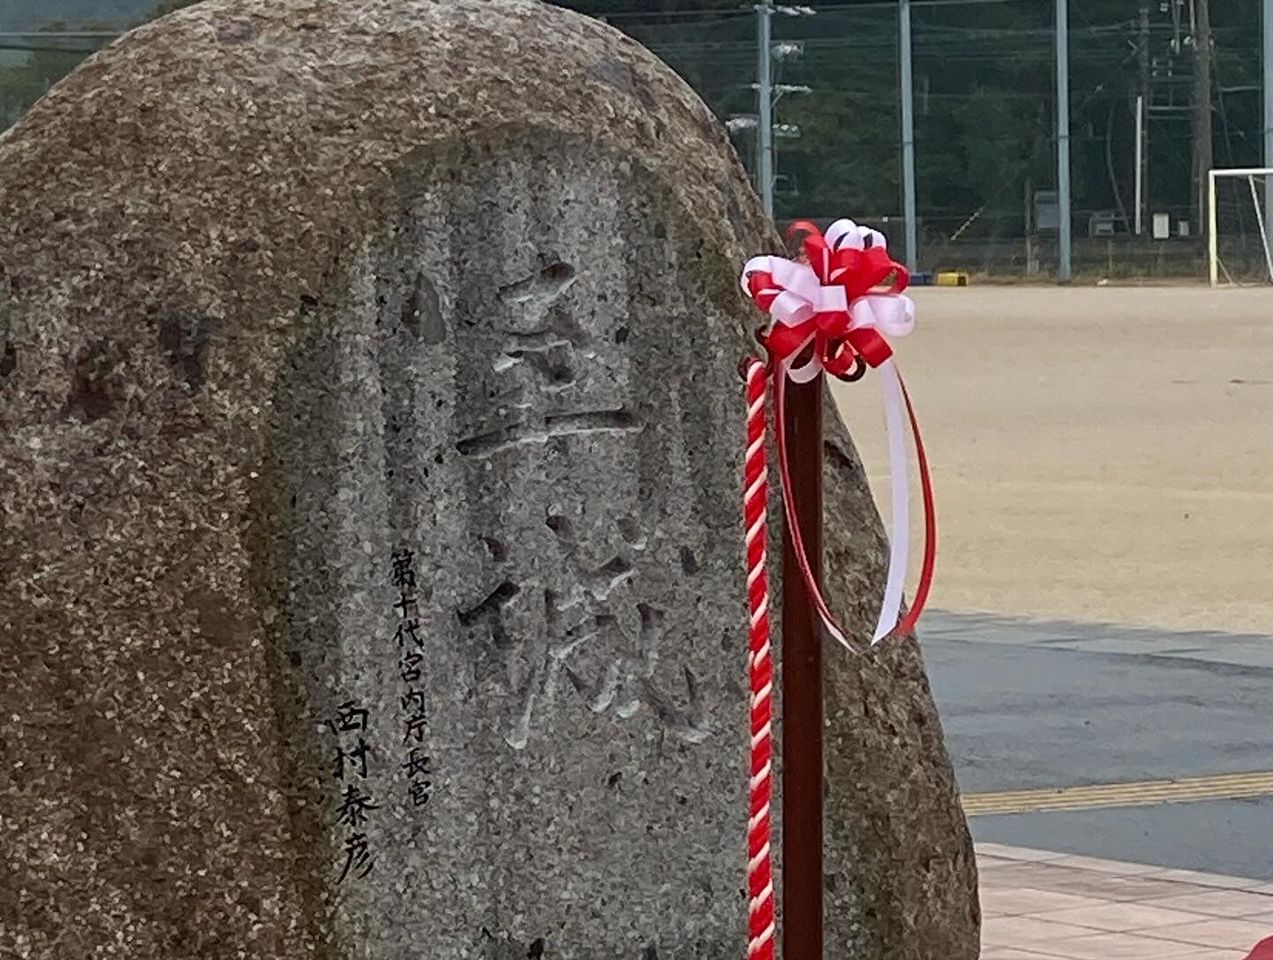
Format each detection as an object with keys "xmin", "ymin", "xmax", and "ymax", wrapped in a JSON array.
[{"xmin": 741, "ymin": 218, "xmax": 936, "ymax": 647}]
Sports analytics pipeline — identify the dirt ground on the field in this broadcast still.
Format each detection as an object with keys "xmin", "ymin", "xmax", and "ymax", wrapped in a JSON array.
[{"xmin": 830, "ymin": 285, "xmax": 1273, "ymax": 634}]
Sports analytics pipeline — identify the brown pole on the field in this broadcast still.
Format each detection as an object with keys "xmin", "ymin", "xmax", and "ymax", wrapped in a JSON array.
[{"xmin": 780, "ymin": 372, "xmax": 824, "ymax": 960}]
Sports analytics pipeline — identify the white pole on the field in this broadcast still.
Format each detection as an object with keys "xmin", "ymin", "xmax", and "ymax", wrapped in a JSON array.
[
  {"xmin": 1250, "ymin": 175, "xmax": 1273, "ymax": 281},
  {"xmin": 1134, "ymin": 94, "xmax": 1144, "ymax": 236},
  {"xmin": 900, "ymin": 0, "xmax": 918, "ymax": 272},
  {"xmin": 757, "ymin": 0, "xmax": 775, "ymax": 218},
  {"xmin": 1208, "ymin": 169, "xmax": 1219, "ymax": 287},
  {"xmin": 1264, "ymin": 0, "xmax": 1272, "ymax": 237},
  {"xmin": 1057, "ymin": 0, "xmax": 1072, "ymax": 283}
]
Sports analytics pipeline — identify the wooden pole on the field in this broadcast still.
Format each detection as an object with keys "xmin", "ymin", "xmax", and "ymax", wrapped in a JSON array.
[{"xmin": 780, "ymin": 372, "xmax": 823, "ymax": 960}]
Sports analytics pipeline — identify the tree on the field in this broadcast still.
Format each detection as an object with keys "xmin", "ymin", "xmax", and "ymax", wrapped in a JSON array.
[
  {"xmin": 1, "ymin": 0, "xmax": 1264, "ymax": 251},
  {"xmin": 149, "ymin": 0, "xmax": 200, "ymax": 15}
]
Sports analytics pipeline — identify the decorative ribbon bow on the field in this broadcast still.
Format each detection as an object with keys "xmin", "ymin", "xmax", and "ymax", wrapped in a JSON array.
[{"xmin": 741, "ymin": 218, "xmax": 936, "ymax": 647}]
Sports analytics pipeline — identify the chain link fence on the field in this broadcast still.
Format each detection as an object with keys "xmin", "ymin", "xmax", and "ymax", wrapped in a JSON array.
[
  {"xmin": 624, "ymin": 0, "xmax": 1267, "ymax": 282},
  {"xmin": 3, "ymin": 0, "xmax": 1269, "ymax": 282}
]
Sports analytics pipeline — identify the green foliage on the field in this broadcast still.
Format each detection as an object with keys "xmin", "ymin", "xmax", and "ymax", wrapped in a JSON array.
[
  {"xmin": 0, "ymin": 39, "xmax": 100, "ymax": 128},
  {"xmin": 149, "ymin": 0, "xmax": 200, "ymax": 15},
  {"xmin": 0, "ymin": 0, "xmax": 1264, "ymax": 241},
  {"xmin": 0, "ymin": 0, "xmax": 203, "ymax": 126},
  {"xmin": 0, "ymin": 1, "xmax": 144, "ymax": 31}
]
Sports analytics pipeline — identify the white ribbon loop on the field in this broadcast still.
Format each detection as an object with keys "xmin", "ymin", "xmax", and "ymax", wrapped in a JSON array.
[
  {"xmin": 874, "ymin": 358, "xmax": 910, "ymax": 643},
  {"xmin": 824, "ymin": 218, "xmax": 859, "ymax": 251},
  {"xmin": 849, "ymin": 294, "xmax": 916, "ymax": 340},
  {"xmin": 783, "ymin": 336, "xmax": 821, "ymax": 384},
  {"xmin": 742, "ymin": 256, "xmax": 848, "ymax": 331}
]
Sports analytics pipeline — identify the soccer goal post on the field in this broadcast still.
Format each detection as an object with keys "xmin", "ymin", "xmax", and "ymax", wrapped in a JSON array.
[{"xmin": 1208, "ymin": 167, "xmax": 1273, "ymax": 287}]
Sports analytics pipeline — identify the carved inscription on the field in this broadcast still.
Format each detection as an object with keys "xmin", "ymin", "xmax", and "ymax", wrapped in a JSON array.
[
  {"xmin": 391, "ymin": 548, "xmax": 433, "ymax": 811},
  {"xmin": 446, "ymin": 254, "xmax": 705, "ymax": 749},
  {"xmin": 328, "ymin": 700, "xmax": 377, "ymax": 883}
]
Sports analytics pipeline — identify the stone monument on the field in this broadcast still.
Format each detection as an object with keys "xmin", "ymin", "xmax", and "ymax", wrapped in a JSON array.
[{"xmin": 0, "ymin": 1, "xmax": 977, "ymax": 957}]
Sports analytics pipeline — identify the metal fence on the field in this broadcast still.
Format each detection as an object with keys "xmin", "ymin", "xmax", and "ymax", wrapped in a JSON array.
[
  {"xmin": 620, "ymin": 0, "xmax": 1269, "ymax": 282},
  {"xmin": 3, "ymin": 0, "xmax": 1270, "ymax": 282}
]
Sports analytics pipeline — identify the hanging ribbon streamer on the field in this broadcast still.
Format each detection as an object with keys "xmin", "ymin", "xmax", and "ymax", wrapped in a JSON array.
[{"xmin": 741, "ymin": 218, "xmax": 936, "ymax": 647}]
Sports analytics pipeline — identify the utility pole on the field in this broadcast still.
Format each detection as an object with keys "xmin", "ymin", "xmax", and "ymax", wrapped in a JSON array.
[
  {"xmin": 1057, "ymin": 0, "xmax": 1072, "ymax": 283},
  {"xmin": 1136, "ymin": 3, "xmax": 1151, "ymax": 235},
  {"xmin": 900, "ymin": 0, "xmax": 918, "ymax": 272},
  {"xmin": 1135, "ymin": 96, "xmax": 1145, "ymax": 234},
  {"xmin": 756, "ymin": 0, "xmax": 775, "ymax": 217},
  {"xmin": 1191, "ymin": 0, "xmax": 1213, "ymax": 234},
  {"xmin": 1264, "ymin": 0, "xmax": 1272, "ymax": 234},
  {"xmin": 740, "ymin": 6, "xmax": 812, "ymax": 215}
]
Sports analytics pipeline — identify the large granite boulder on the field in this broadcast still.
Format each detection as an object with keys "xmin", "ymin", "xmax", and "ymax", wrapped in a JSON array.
[{"xmin": 0, "ymin": 1, "xmax": 976, "ymax": 957}]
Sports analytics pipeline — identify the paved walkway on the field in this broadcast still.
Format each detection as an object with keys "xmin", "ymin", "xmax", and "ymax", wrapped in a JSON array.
[
  {"xmin": 979, "ymin": 843, "xmax": 1273, "ymax": 959},
  {"xmin": 924, "ymin": 610, "xmax": 1273, "ymax": 669},
  {"xmin": 924, "ymin": 612, "xmax": 1273, "ymax": 879}
]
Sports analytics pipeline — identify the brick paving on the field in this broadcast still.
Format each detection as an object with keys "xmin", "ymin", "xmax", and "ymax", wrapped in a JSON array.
[{"xmin": 979, "ymin": 843, "xmax": 1273, "ymax": 959}]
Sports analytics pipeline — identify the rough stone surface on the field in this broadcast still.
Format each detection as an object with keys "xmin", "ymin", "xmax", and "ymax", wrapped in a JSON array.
[
  {"xmin": 0, "ymin": 1, "xmax": 976, "ymax": 958},
  {"xmin": 822, "ymin": 413, "xmax": 982, "ymax": 958}
]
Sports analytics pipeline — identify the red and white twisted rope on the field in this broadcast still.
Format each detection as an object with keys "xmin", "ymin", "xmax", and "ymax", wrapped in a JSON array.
[
  {"xmin": 738, "ymin": 217, "xmax": 937, "ymax": 957},
  {"xmin": 743, "ymin": 358, "xmax": 776, "ymax": 960}
]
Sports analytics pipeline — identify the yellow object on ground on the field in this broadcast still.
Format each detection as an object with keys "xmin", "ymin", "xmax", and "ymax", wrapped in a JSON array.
[
  {"xmin": 935, "ymin": 270, "xmax": 970, "ymax": 286},
  {"xmin": 965, "ymin": 770, "xmax": 1273, "ymax": 816}
]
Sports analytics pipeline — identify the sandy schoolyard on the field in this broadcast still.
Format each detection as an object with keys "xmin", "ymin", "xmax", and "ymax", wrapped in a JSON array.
[{"xmin": 832, "ymin": 285, "xmax": 1273, "ymax": 634}]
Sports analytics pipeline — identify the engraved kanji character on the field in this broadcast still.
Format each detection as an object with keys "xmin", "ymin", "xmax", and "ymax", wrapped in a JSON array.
[
  {"xmin": 391, "ymin": 549, "xmax": 416, "ymax": 591},
  {"xmin": 400, "ymin": 688, "xmax": 427, "ymax": 714},
  {"xmin": 409, "ymin": 780, "xmax": 431, "ymax": 808},
  {"xmin": 399, "ymin": 652, "xmax": 423, "ymax": 684},
  {"xmin": 394, "ymin": 593, "xmax": 418, "ymax": 619},
  {"xmin": 403, "ymin": 709, "xmax": 428, "ymax": 744},
  {"xmin": 394, "ymin": 618, "xmax": 421, "ymax": 648},
  {"xmin": 337, "ymin": 832, "xmax": 374, "ymax": 883},
  {"xmin": 332, "ymin": 737, "xmax": 370, "ymax": 781},
  {"xmin": 402, "ymin": 747, "xmax": 433, "ymax": 779},
  {"xmin": 335, "ymin": 783, "xmax": 379, "ymax": 828},
  {"xmin": 328, "ymin": 700, "xmax": 369, "ymax": 735}
]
